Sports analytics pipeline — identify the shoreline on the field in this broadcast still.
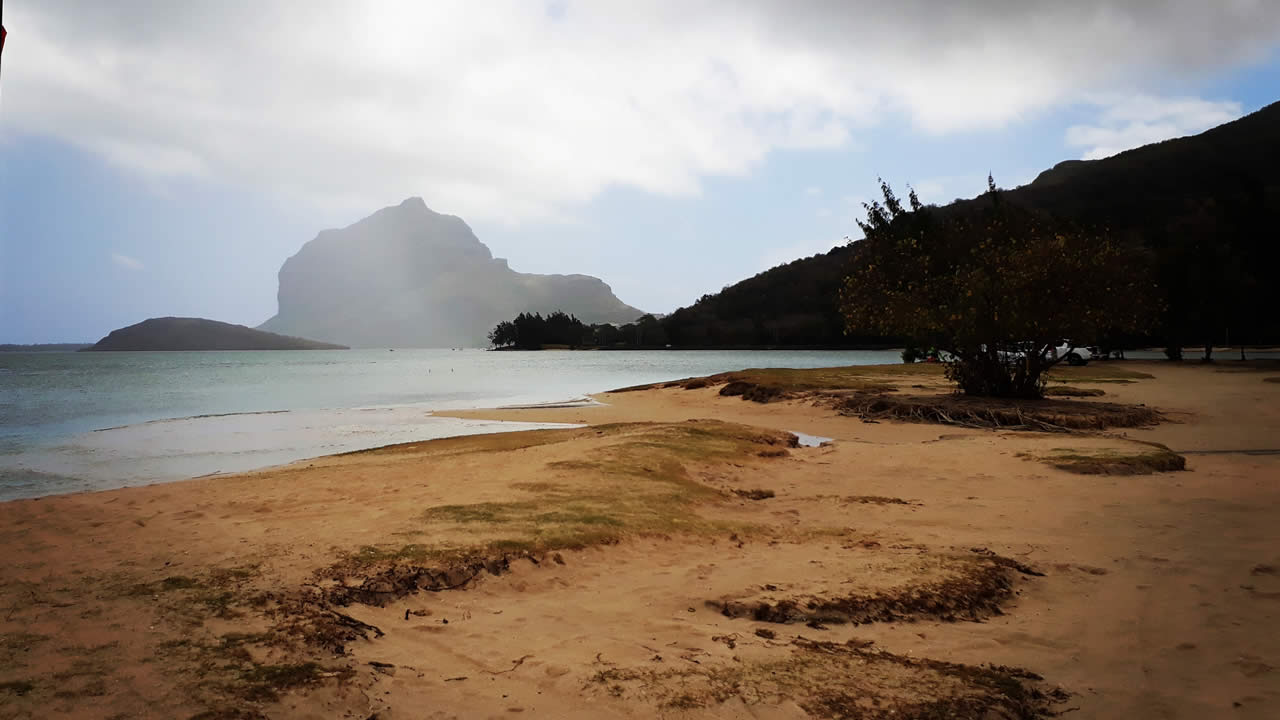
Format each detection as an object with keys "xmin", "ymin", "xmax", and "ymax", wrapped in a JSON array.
[{"xmin": 1, "ymin": 361, "xmax": 1278, "ymax": 718}]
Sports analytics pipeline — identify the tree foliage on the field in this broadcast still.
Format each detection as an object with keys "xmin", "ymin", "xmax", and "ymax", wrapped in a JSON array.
[
  {"xmin": 488, "ymin": 311, "xmax": 592, "ymax": 349},
  {"xmin": 840, "ymin": 179, "xmax": 1157, "ymax": 397}
]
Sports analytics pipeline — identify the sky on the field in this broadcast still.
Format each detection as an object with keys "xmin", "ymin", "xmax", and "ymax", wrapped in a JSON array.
[{"xmin": 2, "ymin": 1, "xmax": 1279, "ymax": 343}]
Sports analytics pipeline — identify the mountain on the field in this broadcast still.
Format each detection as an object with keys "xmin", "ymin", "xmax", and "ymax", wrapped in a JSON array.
[
  {"xmin": 663, "ymin": 100, "xmax": 1280, "ymax": 348},
  {"xmin": 85, "ymin": 317, "xmax": 348, "ymax": 351},
  {"xmin": 258, "ymin": 198, "xmax": 643, "ymax": 347}
]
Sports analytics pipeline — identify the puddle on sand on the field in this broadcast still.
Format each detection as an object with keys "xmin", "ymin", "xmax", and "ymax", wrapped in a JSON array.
[{"xmin": 790, "ymin": 430, "xmax": 834, "ymax": 447}]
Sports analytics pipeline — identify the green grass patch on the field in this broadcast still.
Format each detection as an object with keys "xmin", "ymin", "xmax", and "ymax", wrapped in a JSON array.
[
  {"xmin": 336, "ymin": 422, "xmax": 793, "ymax": 575},
  {"xmin": 1028, "ymin": 445, "xmax": 1186, "ymax": 475}
]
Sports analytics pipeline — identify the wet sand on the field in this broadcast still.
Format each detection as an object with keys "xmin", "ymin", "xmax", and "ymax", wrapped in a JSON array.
[{"xmin": 2, "ymin": 361, "xmax": 1278, "ymax": 719}]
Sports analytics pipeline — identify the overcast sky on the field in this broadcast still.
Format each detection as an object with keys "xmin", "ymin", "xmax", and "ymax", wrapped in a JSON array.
[{"xmin": 3, "ymin": 1, "xmax": 1279, "ymax": 343}]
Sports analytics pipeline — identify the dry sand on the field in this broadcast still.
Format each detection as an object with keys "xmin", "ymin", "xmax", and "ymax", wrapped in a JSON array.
[{"xmin": 2, "ymin": 361, "xmax": 1278, "ymax": 719}]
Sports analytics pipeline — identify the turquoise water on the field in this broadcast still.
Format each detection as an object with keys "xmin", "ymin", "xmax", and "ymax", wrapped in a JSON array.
[{"xmin": 0, "ymin": 348, "xmax": 900, "ymax": 500}]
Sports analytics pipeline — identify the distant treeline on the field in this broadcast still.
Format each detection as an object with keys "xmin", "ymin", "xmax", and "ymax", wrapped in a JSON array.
[
  {"xmin": 488, "ymin": 310, "xmax": 901, "ymax": 350},
  {"xmin": 494, "ymin": 102, "xmax": 1280, "ymax": 353},
  {"xmin": 488, "ymin": 311, "xmax": 671, "ymax": 349}
]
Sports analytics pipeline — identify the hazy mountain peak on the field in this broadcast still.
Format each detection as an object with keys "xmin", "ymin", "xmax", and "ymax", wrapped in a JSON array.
[{"xmin": 258, "ymin": 201, "xmax": 643, "ymax": 347}]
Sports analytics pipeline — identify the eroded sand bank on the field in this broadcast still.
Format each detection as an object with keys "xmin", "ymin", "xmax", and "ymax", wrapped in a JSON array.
[{"xmin": 2, "ymin": 361, "xmax": 1278, "ymax": 719}]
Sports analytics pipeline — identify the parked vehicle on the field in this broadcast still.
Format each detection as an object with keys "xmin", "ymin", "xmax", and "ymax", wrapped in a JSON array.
[
  {"xmin": 996, "ymin": 340, "xmax": 1091, "ymax": 366},
  {"xmin": 1042, "ymin": 340, "xmax": 1092, "ymax": 366}
]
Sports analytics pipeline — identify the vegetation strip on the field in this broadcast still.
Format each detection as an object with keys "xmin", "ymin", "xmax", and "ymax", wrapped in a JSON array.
[
  {"xmin": 709, "ymin": 551, "xmax": 1042, "ymax": 626},
  {"xmin": 589, "ymin": 636, "xmax": 1067, "ymax": 719}
]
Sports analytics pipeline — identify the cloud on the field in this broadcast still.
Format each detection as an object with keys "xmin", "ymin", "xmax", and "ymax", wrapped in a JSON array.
[
  {"xmin": 4, "ymin": 1, "xmax": 1278, "ymax": 222},
  {"xmin": 804, "ymin": 186, "xmax": 823, "ymax": 196},
  {"xmin": 110, "ymin": 252, "xmax": 144, "ymax": 271},
  {"xmin": 1066, "ymin": 95, "xmax": 1243, "ymax": 160}
]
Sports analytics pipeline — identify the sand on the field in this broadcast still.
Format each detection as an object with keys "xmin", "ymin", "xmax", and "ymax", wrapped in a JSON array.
[{"xmin": 1, "ymin": 361, "xmax": 1278, "ymax": 719}]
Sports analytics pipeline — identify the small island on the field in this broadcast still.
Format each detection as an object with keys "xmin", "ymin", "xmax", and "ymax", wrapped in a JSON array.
[{"xmin": 84, "ymin": 317, "xmax": 348, "ymax": 351}]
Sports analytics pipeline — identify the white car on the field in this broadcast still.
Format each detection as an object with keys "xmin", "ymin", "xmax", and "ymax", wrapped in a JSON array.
[
  {"xmin": 997, "ymin": 340, "xmax": 1091, "ymax": 366},
  {"xmin": 1047, "ymin": 340, "xmax": 1092, "ymax": 366}
]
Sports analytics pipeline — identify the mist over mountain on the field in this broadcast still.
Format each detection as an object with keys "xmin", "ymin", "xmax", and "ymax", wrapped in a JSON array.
[{"xmin": 258, "ymin": 198, "xmax": 643, "ymax": 347}]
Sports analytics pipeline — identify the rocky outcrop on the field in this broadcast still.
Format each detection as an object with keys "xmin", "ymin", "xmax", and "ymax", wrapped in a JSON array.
[{"xmin": 258, "ymin": 198, "xmax": 643, "ymax": 347}]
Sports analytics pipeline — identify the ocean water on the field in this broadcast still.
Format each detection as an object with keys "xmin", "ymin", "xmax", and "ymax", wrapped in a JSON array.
[{"xmin": 0, "ymin": 348, "xmax": 900, "ymax": 500}]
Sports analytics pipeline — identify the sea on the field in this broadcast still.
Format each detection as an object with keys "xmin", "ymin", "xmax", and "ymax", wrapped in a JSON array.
[{"xmin": 0, "ymin": 348, "xmax": 902, "ymax": 501}]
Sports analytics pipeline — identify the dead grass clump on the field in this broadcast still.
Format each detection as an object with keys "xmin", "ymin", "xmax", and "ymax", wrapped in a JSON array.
[
  {"xmin": 719, "ymin": 380, "xmax": 788, "ymax": 403},
  {"xmin": 708, "ymin": 552, "xmax": 1041, "ymax": 626},
  {"xmin": 844, "ymin": 495, "xmax": 913, "ymax": 505},
  {"xmin": 588, "ymin": 637, "xmax": 1065, "ymax": 719},
  {"xmin": 1044, "ymin": 386, "xmax": 1105, "ymax": 397},
  {"xmin": 156, "ymin": 631, "xmax": 351, "ymax": 712},
  {"xmin": 1264, "ymin": 377, "xmax": 1280, "ymax": 384},
  {"xmin": 116, "ymin": 565, "xmax": 261, "ymax": 621},
  {"xmin": 617, "ymin": 366, "xmax": 905, "ymax": 398},
  {"xmin": 733, "ymin": 488, "xmax": 776, "ymax": 500},
  {"xmin": 1035, "ymin": 445, "xmax": 1187, "ymax": 475},
  {"xmin": 0, "ymin": 680, "xmax": 36, "ymax": 696},
  {"xmin": 840, "ymin": 392, "xmax": 1162, "ymax": 432}
]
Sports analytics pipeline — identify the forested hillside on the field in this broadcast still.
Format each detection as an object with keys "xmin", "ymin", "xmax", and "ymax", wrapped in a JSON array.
[{"xmin": 657, "ymin": 100, "xmax": 1280, "ymax": 351}]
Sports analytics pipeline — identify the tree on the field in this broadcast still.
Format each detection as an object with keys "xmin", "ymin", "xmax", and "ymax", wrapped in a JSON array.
[
  {"xmin": 840, "ymin": 178, "xmax": 1157, "ymax": 398},
  {"xmin": 488, "ymin": 320, "xmax": 517, "ymax": 348}
]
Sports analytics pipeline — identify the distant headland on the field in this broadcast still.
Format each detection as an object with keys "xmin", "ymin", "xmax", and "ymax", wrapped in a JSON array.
[{"xmin": 84, "ymin": 317, "xmax": 348, "ymax": 351}]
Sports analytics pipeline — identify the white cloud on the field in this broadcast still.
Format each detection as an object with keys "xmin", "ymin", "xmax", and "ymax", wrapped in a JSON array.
[
  {"xmin": 804, "ymin": 186, "xmax": 823, "ymax": 196},
  {"xmin": 3, "ymin": 2, "xmax": 1277, "ymax": 222},
  {"xmin": 110, "ymin": 252, "xmax": 144, "ymax": 271},
  {"xmin": 1066, "ymin": 95, "xmax": 1243, "ymax": 160}
]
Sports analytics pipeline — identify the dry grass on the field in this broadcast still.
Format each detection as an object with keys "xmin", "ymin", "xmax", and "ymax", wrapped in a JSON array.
[
  {"xmin": 839, "ymin": 393, "xmax": 1163, "ymax": 432},
  {"xmin": 709, "ymin": 552, "xmax": 1041, "ymax": 626},
  {"xmin": 1264, "ymin": 377, "xmax": 1280, "ymax": 384},
  {"xmin": 1027, "ymin": 444, "xmax": 1187, "ymax": 475},
  {"xmin": 1044, "ymin": 386, "xmax": 1105, "ymax": 397},
  {"xmin": 612, "ymin": 365, "xmax": 935, "ymax": 397},
  {"xmin": 296, "ymin": 422, "xmax": 798, "ymax": 612},
  {"xmin": 156, "ymin": 632, "xmax": 349, "ymax": 709},
  {"xmin": 614, "ymin": 362, "xmax": 1152, "ymax": 404},
  {"xmin": 1045, "ymin": 365, "xmax": 1154, "ymax": 383},
  {"xmin": 588, "ymin": 637, "xmax": 1066, "ymax": 719}
]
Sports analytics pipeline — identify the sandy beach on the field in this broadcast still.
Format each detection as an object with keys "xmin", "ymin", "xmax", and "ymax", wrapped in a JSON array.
[{"xmin": 2, "ymin": 361, "xmax": 1278, "ymax": 719}]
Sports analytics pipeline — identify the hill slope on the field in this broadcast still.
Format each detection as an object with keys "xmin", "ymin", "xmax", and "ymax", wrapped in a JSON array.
[
  {"xmin": 665, "ymin": 100, "xmax": 1280, "ymax": 348},
  {"xmin": 86, "ymin": 317, "xmax": 348, "ymax": 351},
  {"xmin": 258, "ymin": 198, "xmax": 643, "ymax": 347}
]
